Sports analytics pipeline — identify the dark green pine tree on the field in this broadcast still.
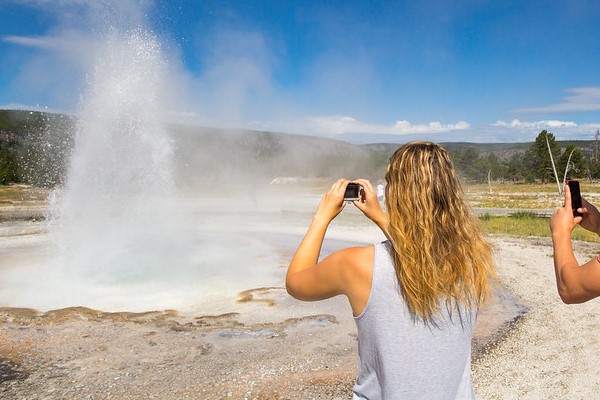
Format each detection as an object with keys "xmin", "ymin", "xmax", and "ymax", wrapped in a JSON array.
[
  {"xmin": 558, "ymin": 144, "xmax": 587, "ymax": 180},
  {"xmin": 524, "ymin": 130, "xmax": 560, "ymax": 183}
]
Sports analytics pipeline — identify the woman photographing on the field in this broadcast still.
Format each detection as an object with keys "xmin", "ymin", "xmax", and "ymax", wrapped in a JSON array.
[{"xmin": 286, "ymin": 141, "xmax": 497, "ymax": 399}]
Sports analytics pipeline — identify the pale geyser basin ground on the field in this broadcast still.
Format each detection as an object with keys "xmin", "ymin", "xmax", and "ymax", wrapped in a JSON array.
[
  {"xmin": 0, "ymin": 183, "xmax": 522, "ymax": 325},
  {"xmin": 2, "ymin": 183, "xmax": 597, "ymax": 398},
  {"xmin": 0, "ymin": 185, "xmax": 387, "ymax": 314}
]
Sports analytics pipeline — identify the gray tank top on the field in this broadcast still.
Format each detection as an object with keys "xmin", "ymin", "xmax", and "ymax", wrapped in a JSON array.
[{"xmin": 353, "ymin": 241, "xmax": 476, "ymax": 399}]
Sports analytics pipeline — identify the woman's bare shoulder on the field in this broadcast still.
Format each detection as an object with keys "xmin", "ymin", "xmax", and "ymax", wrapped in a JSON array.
[
  {"xmin": 333, "ymin": 244, "xmax": 374, "ymax": 262},
  {"xmin": 333, "ymin": 245, "xmax": 375, "ymax": 315},
  {"xmin": 330, "ymin": 245, "xmax": 375, "ymax": 279}
]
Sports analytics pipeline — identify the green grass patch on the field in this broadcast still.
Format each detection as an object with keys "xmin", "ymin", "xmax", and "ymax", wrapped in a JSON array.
[{"xmin": 479, "ymin": 213, "xmax": 600, "ymax": 243}]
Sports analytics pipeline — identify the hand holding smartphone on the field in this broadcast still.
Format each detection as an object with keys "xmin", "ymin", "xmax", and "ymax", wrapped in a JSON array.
[{"xmin": 567, "ymin": 180, "xmax": 583, "ymax": 217}]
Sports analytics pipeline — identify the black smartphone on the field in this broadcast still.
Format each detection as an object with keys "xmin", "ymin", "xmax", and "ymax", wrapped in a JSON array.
[
  {"xmin": 567, "ymin": 180, "xmax": 583, "ymax": 217},
  {"xmin": 344, "ymin": 183, "xmax": 361, "ymax": 201}
]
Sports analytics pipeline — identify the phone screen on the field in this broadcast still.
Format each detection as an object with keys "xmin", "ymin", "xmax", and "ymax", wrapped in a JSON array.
[{"xmin": 568, "ymin": 180, "xmax": 582, "ymax": 217}]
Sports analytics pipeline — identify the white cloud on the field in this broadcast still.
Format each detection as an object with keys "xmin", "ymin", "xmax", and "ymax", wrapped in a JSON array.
[
  {"xmin": 248, "ymin": 115, "xmax": 471, "ymax": 136},
  {"xmin": 391, "ymin": 119, "xmax": 470, "ymax": 134},
  {"xmin": 4, "ymin": 0, "xmax": 151, "ymax": 10},
  {"xmin": 6, "ymin": 0, "xmax": 95, "ymax": 5},
  {"xmin": 516, "ymin": 86, "xmax": 600, "ymax": 113},
  {"xmin": 3, "ymin": 0, "xmax": 150, "ymax": 34},
  {"xmin": 318, "ymin": 115, "xmax": 470, "ymax": 135},
  {"xmin": 0, "ymin": 0, "xmax": 161, "ymax": 112},
  {"xmin": 494, "ymin": 119, "xmax": 578, "ymax": 129},
  {"xmin": 489, "ymin": 119, "xmax": 600, "ymax": 142},
  {"xmin": 2, "ymin": 34, "xmax": 62, "ymax": 49}
]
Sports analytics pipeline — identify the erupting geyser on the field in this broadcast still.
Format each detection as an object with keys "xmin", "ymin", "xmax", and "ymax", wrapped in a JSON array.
[
  {"xmin": 50, "ymin": 28, "xmax": 185, "ymax": 282},
  {"xmin": 0, "ymin": 27, "xmax": 208, "ymax": 312},
  {"xmin": 0, "ymin": 11, "xmax": 292, "ymax": 314}
]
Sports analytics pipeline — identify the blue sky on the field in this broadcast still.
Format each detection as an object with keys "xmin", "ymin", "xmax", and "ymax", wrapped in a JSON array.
[{"xmin": 1, "ymin": 0, "xmax": 600, "ymax": 143}]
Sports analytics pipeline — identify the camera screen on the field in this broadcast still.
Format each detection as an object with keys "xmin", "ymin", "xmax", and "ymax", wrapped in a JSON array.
[{"xmin": 344, "ymin": 184, "xmax": 360, "ymax": 198}]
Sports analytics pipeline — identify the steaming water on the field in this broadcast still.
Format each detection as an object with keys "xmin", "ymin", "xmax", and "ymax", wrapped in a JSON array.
[
  {"xmin": 50, "ymin": 29, "xmax": 183, "ymax": 279},
  {"xmin": 0, "ymin": 28, "xmax": 205, "ymax": 311},
  {"xmin": 0, "ymin": 23, "xmax": 337, "ymax": 311},
  {"xmin": 0, "ymin": 185, "xmax": 342, "ymax": 313},
  {"xmin": 0, "ymin": 24, "xmax": 345, "ymax": 313},
  {"xmin": 0, "ymin": 29, "xmax": 186, "ymax": 310}
]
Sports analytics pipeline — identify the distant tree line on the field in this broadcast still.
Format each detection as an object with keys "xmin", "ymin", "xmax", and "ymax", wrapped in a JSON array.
[
  {"xmin": 451, "ymin": 130, "xmax": 595, "ymax": 184},
  {"xmin": 0, "ymin": 110, "xmax": 74, "ymax": 186},
  {"xmin": 1, "ymin": 108, "xmax": 600, "ymax": 187}
]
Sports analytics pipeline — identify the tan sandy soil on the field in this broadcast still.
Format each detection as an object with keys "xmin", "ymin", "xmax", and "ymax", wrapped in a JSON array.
[
  {"xmin": 472, "ymin": 236, "xmax": 600, "ymax": 399},
  {"xmin": 0, "ymin": 293, "xmax": 512, "ymax": 399}
]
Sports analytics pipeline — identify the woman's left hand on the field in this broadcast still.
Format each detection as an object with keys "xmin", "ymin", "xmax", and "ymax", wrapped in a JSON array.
[{"xmin": 352, "ymin": 179, "xmax": 386, "ymax": 223}]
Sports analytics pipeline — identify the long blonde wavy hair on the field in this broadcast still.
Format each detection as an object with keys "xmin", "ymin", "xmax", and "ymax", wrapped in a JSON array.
[{"xmin": 385, "ymin": 141, "xmax": 496, "ymax": 320}]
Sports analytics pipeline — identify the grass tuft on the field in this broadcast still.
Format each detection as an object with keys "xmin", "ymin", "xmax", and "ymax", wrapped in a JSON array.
[{"xmin": 479, "ymin": 213, "xmax": 600, "ymax": 243}]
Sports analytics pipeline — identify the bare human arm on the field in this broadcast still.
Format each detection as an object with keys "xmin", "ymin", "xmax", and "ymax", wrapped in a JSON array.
[
  {"xmin": 550, "ymin": 184, "xmax": 600, "ymax": 304},
  {"xmin": 285, "ymin": 179, "xmax": 373, "ymax": 315}
]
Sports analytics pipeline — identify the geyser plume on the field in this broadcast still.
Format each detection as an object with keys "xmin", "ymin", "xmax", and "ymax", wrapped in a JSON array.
[
  {"xmin": 0, "ymin": 4, "xmax": 294, "ymax": 313},
  {"xmin": 47, "ymin": 27, "xmax": 190, "ymax": 292}
]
